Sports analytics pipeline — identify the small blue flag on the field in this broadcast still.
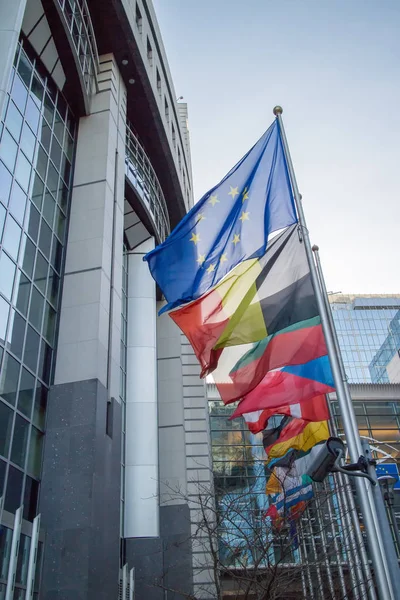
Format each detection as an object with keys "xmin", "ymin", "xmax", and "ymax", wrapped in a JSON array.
[{"xmin": 144, "ymin": 120, "xmax": 297, "ymax": 313}]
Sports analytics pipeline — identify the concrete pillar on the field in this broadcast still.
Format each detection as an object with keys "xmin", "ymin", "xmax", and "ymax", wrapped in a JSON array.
[
  {"xmin": 39, "ymin": 54, "xmax": 126, "ymax": 600},
  {"xmin": 0, "ymin": 0, "xmax": 27, "ymax": 120},
  {"xmin": 125, "ymin": 238, "xmax": 159, "ymax": 538}
]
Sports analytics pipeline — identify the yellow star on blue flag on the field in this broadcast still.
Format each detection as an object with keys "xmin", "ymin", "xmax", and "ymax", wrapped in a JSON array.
[{"xmin": 144, "ymin": 119, "xmax": 297, "ymax": 313}]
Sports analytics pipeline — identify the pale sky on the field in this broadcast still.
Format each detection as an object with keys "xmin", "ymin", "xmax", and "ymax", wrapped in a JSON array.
[{"xmin": 153, "ymin": 0, "xmax": 399, "ymax": 295}]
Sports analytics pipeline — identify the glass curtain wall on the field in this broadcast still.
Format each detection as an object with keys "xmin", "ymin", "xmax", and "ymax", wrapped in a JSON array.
[{"xmin": 0, "ymin": 38, "xmax": 76, "ymax": 527}]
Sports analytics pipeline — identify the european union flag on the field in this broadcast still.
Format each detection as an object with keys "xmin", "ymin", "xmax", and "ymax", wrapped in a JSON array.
[{"xmin": 144, "ymin": 120, "xmax": 297, "ymax": 313}]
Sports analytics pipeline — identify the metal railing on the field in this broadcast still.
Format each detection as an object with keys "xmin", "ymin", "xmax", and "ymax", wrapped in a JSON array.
[
  {"xmin": 125, "ymin": 122, "xmax": 170, "ymax": 243},
  {"xmin": 56, "ymin": 0, "xmax": 99, "ymax": 96}
]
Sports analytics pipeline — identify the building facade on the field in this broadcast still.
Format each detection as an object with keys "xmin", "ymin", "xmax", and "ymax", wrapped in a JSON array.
[{"xmin": 0, "ymin": 1, "xmax": 208, "ymax": 598}]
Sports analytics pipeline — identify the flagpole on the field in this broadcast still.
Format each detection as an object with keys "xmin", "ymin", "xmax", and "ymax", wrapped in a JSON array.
[{"xmin": 273, "ymin": 106, "xmax": 395, "ymax": 600}]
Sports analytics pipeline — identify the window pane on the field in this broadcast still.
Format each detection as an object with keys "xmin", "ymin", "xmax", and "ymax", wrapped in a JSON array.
[
  {"xmin": 33, "ymin": 384, "xmax": 47, "ymax": 429},
  {"xmin": 25, "ymin": 96, "xmax": 40, "ymax": 134},
  {"xmin": 15, "ymin": 533, "xmax": 31, "ymax": 585},
  {"xmin": 43, "ymin": 92, "xmax": 55, "ymax": 126},
  {"xmin": 50, "ymin": 137, "xmax": 62, "ymax": 170},
  {"xmin": 47, "ymin": 268, "xmax": 60, "ymax": 307},
  {"xmin": 33, "ymin": 251, "xmax": 48, "ymax": 294},
  {"xmin": 0, "ymin": 161, "xmax": 12, "ymax": 206},
  {"xmin": 0, "ymin": 129, "xmax": 18, "ymax": 172},
  {"xmin": 43, "ymin": 190, "xmax": 55, "ymax": 228},
  {"xmin": 39, "ymin": 121, "xmax": 51, "ymax": 153},
  {"xmin": 2, "ymin": 215, "xmax": 22, "ymax": 261},
  {"xmin": 27, "ymin": 427, "xmax": 43, "ymax": 478},
  {"xmin": 42, "ymin": 302, "xmax": 56, "ymax": 345},
  {"xmin": 15, "ymin": 151, "xmax": 31, "ymax": 192},
  {"xmin": 7, "ymin": 310, "xmax": 26, "ymax": 359},
  {"xmin": 0, "ymin": 251, "xmax": 16, "ymax": 300},
  {"xmin": 29, "ymin": 287, "xmax": 44, "ymax": 331},
  {"xmin": 0, "ymin": 296, "xmax": 10, "ymax": 342},
  {"xmin": 0, "ymin": 458, "xmax": 5, "ymax": 496},
  {"xmin": 24, "ymin": 325, "xmax": 39, "ymax": 372},
  {"xmin": 47, "ymin": 162, "xmax": 59, "ymax": 197},
  {"xmin": 36, "ymin": 145, "xmax": 48, "ymax": 181},
  {"xmin": 38, "ymin": 340, "xmax": 51, "ymax": 384},
  {"xmin": 4, "ymin": 465, "xmax": 23, "ymax": 513},
  {"xmin": 0, "ymin": 401, "xmax": 14, "ymax": 457},
  {"xmin": 50, "ymin": 236, "xmax": 62, "ymax": 272},
  {"xmin": 20, "ymin": 122, "xmax": 36, "ymax": 163},
  {"xmin": 23, "ymin": 476, "xmax": 39, "ymax": 522},
  {"xmin": 39, "ymin": 219, "xmax": 52, "ymax": 258},
  {"xmin": 30, "ymin": 172, "xmax": 44, "ymax": 210},
  {"xmin": 0, "ymin": 202, "xmax": 5, "ymax": 242},
  {"xmin": 17, "ymin": 50, "xmax": 32, "ymax": 88},
  {"xmin": 0, "ymin": 527, "xmax": 13, "ymax": 580},
  {"xmin": 5, "ymin": 101, "xmax": 23, "ymax": 143},
  {"xmin": 21, "ymin": 235, "xmax": 35, "ymax": 277},
  {"xmin": 11, "ymin": 74, "xmax": 28, "ymax": 113},
  {"xmin": 54, "ymin": 206, "xmax": 66, "ymax": 241},
  {"xmin": 8, "ymin": 182, "xmax": 27, "ymax": 224},
  {"xmin": 18, "ymin": 368, "xmax": 35, "ymax": 418},
  {"xmin": 14, "ymin": 271, "xmax": 31, "ymax": 317},
  {"xmin": 31, "ymin": 71, "xmax": 44, "ymax": 107},
  {"xmin": 27, "ymin": 204, "xmax": 40, "ymax": 242},
  {"xmin": 11, "ymin": 414, "xmax": 29, "ymax": 468}
]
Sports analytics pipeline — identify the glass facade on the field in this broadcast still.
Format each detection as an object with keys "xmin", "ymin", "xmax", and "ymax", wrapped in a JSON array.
[
  {"xmin": 0, "ymin": 38, "xmax": 75, "ymax": 522},
  {"xmin": 330, "ymin": 295, "xmax": 400, "ymax": 383}
]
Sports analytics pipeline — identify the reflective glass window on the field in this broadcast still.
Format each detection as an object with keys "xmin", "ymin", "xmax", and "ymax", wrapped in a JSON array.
[
  {"xmin": 2, "ymin": 215, "xmax": 22, "ymax": 260},
  {"xmin": 0, "ymin": 129, "xmax": 18, "ymax": 172},
  {"xmin": 33, "ymin": 384, "xmax": 47, "ymax": 429},
  {"xmin": 0, "ymin": 251, "xmax": 16, "ymax": 300},
  {"xmin": 24, "ymin": 325, "xmax": 39, "ymax": 373},
  {"xmin": 11, "ymin": 414, "xmax": 29, "ymax": 468},
  {"xmin": 27, "ymin": 426, "xmax": 43, "ymax": 478},
  {"xmin": 39, "ymin": 220, "xmax": 52, "ymax": 258},
  {"xmin": 47, "ymin": 162, "xmax": 59, "ymax": 197},
  {"xmin": 8, "ymin": 182, "xmax": 27, "ymax": 224},
  {"xmin": 4, "ymin": 465, "xmax": 23, "ymax": 513},
  {"xmin": 15, "ymin": 533, "xmax": 31, "ymax": 585},
  {"xmin": 39, "ymin": 120, "xmax": 51, "ymax": 153},
  {"xmin": 50, "ymin": 137, "xmax": 62, "ymax": 170},
  {"xmin": 23, "ymin": 476, "xmax": 39, "ymax": 522},
  {"xmin": 30, "ymin": 172, "xmax": 44, "ymax": 210},
  {"xmin": 0, "ymin": 202, "xmax": 5, "ymax": 241},
  {"xmin": 43, "ymin": 302, "xmax": 56, "ymax": 345},
  {"xmin": 38, "ymin": 340, "xmax": 51, "ymax": 384},
  {"xmin": 43, "ymin": 189, "xmax": 55, "ymax": 227},
  {"xmin": 20, "ymin": 122, "xmax": 36, "ymax": 162},
  {"xmin": 53, "ymin": 111, "xmax": 64, "ymax": 144},
  {"xmin": 11, "ymin": 74, "xmax": 28, "ymax": 113},
  {"xmin": 27, "ymin": 203, "xmax": 40, "ymax": 242},
  {"xmin": 8, "ymin": 310, "xmax": 26, "ymax": 359},
  {"xmin": 31, "ymin": 70, "xmax": 44, "ymax": 107},
  {"xmin": 0, "ymin": 295, "xmax": 9, "ymax": 342},
  {"xmin": 0, "ymin": 401, "xmax": 14, "ymax": 457},
  {"xmin": 43, "ymin": 92, "xmax": 55, "ymax": 126},
  {"xmin": 25, "ymin": 96, "xmax": 40, "ymax": 134},
  {"xmin": 50, "ymin": 236, "xmax": 62, "ymax": 272},
  {"xmin": 18, "ymin": 368, "xmax": 35, "ymax": 418},
  {"xmin": 47, "ymin": 268, "xmax": 59, "ymax": 307},
  {"xmin": 0, "ymin": 526, "xmax": 13, "ymax": 580},
  {"xmin": 0, "ymin": 161, "xmax": 12, "ymax": 205},
  {"xmin": 15, "ymin": 151, "xmax": 31, "ymax": 192},
  {"xmin": 14, "ymin": 270, "xmax": 30, "ymax": 316},
  {"xmin": 21, "ymin": 234, "xmax": 35, "ymax": 277},
  {"xmin": 5, "ymin": 101, "xmax": 23, "ymax": 143},
  {"xmin": 17, "ymin": 50, "xmax": 32, "ymax": 88},
  {"xmin": 33, "ymin": 250, "xmax": 48, "ymax": 294},
  {"xmin": 36, "ymin": 145, "xmax": 48, "ymax": 180},
  {"xmin": 0, "ymin": 458, "xmax": 5, "ymax": 495},
  {"xmin": 29, "ymin": 287, "xmax": 44, "ymax": 331}
]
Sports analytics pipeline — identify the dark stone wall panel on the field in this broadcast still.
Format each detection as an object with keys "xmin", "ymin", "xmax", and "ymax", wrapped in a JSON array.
[{"xmin": 39, "ymin": 379, "xmax": 122, "ymax": 600}]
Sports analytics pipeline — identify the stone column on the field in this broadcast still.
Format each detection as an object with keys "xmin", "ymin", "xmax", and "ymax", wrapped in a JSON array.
[{"xmin": 39, "ymin": 54, "xmax": 126, "ymax": 600}]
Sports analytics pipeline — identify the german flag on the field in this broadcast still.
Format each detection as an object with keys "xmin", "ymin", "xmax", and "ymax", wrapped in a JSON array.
[{"xmin": 170, "ymin": 224, "xmax": 323, "ymax": 379}]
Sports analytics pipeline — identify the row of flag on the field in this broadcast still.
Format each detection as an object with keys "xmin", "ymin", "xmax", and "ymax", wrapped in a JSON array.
[{"xmin": 144, "ymin": 118, "xmax": 334, "ymax": 523}]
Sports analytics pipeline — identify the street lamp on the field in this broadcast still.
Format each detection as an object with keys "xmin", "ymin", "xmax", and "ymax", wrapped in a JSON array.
[{"xmin": 378, "ymin": 475, "xmax": 400, "ymax": 553}]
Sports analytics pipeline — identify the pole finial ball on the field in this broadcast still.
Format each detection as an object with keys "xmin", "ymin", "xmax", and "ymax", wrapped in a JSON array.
[
  {"xmin": 312, "ymin": 245, "xmax": 319, "ymax": 252},
  {"xmin": 273, "ymin": 106, "xmax": 283, "ymax": 116}
]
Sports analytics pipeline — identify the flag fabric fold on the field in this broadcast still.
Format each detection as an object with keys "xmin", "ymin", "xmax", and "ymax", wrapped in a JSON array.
[
  {"xmin": 265, "ymin": 421, "xmax": 329, "ymax": 462},
  {"xmin": 170, "ymin": 223, "xmax": 321, "ymax": 378},
  {"xmin": 240, "ymin": 394, "xmax": 329, "ymax": 434},
  {"xmin": 144, "ymin": 121, "xmax": 297, "ymax": 313},
  {"xmin": 231, "ymin": 355, "xmax": 334, "ymax": 416}
]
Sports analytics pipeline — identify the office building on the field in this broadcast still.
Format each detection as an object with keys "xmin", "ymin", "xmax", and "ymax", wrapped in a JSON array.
[{"xmin": 0, "ymin": 1, "xmax": 211, "ymax": 598}]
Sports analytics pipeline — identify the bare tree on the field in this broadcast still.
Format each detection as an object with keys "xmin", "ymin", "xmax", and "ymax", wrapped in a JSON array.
[{"xmin": 155, "ymin": 470, "xmax": 374, "ymax": 600}]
